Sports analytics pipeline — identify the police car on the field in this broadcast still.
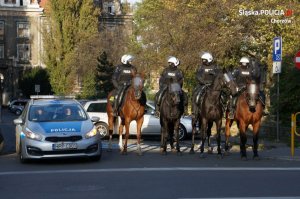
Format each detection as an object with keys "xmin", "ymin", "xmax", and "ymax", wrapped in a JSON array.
[{"xmin": 13, "ymin": 95, "xmax": 102, "ymax": 163}]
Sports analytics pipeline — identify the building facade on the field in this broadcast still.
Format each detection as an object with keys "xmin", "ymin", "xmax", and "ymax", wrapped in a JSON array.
[{"xmin": 0, "ymin": 0, "xmax": 44, "ymax": 104}]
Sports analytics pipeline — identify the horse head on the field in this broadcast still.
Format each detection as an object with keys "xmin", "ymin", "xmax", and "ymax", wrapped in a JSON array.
[
  {"xmin": 246, "ymin": 80, "xmax": 259, "ymax": 112},
  {"xmin": 211, "ymin": 68, "xmax": 238, "ymax": 96},
  {"xmin": 167, "ymin": 82, "xmax": 182, "ymax": 106},
  {"xmin": 131, "ymin": 73, "xmax": 144, "ymax": 100}
]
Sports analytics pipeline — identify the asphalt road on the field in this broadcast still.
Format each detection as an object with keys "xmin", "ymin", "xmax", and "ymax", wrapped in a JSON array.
[{"xmin": 1, "ymin": 108, "xmax": 300, "ymax": 199}]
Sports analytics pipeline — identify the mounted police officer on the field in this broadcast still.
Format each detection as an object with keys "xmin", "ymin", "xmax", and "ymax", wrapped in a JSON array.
[
  {"xmin": 155, "ymin": 56, "xmax": 187, "ymax": 116},
  {"xmin": 191, "ymin": 52, "xmax": 220, "ymax": 118},
  {"xmin": 228, "ymin": 57, "xmax": 266, "ymax": 119},
  {"xmin": 111, "ymin": 54, "xmax": 137, "ymax": 116}
]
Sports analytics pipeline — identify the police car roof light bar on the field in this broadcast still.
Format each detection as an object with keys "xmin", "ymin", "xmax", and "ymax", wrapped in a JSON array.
[{"xmin": 30, "ymin": 95, "xmax": 76, "ymax": 100}]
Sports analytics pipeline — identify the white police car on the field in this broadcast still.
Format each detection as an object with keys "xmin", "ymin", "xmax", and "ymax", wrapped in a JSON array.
[{"xmin": 13, "ymin": 96, "xmax": 102, "ymax": 163}]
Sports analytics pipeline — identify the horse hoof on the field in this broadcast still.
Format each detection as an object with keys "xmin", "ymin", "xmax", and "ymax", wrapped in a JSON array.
[
  {"xmin": 171, "ymin": 148, "xmax": 177, "ymax": 153},
  {"xmin": 199, "ymin": 153, "xmax": 206, "ymax": 158},
  {"xmin": 189, "ymin": 149, "xmax": 195, "ymax": 154},
  {"xmin": 177, "ymin": 151, "xmax": 182, "ymax": 156},
  {"xmin": 217, "ymin": 153, "xmax": 223, "ymax": 159},
  {"xmin": 137, "ymin": 151, "xmax": 143, "ymax": 156},
  {"xmin": 161, "ymin": 151, "xmax": 167, "ymax": 156},
  {"xmin": 121, "ymin": 151, "xmax": 128, "ymax": 155}
]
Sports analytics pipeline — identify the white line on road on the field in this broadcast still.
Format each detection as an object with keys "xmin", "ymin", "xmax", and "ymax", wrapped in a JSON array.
[
  {"xmin": 178, "ymin": 197, "xmax": 300, "ymax": 199},
  {"xmin": 1, "ymin": 167, "xmax": 300, "ymax": 176}
]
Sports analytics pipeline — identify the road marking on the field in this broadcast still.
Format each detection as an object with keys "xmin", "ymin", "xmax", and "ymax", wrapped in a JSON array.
[
  {"xmin": 179, "ymin": 197, "xmax": 300, "ymax": 199},
  {"xmin": 1, "ymin": 167, "xmax": 300, "ymax": 176},
  {"xmin": 179, "ymin": 198, "xmax": 300, "ymax": 199}
]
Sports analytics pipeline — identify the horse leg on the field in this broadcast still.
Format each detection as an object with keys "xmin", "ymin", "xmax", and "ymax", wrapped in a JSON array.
[
  {"xmin": 224, "ymin": 118, "xmax": 234, "ymax": 155},
  {"xmin": 136, "ymin": 117, "xmax": 144, "ymax": 156},
  {"xmin": 174, "ymin": 120, "xmax": 181, "ymax": 155},
  {"xmin": 239, "ymin": 122, "xmax": 248, "ymax": 160},
  {"xmin": 207, "ymin": 121, "xmax": 213, "ymax": 154},
  {"xmin": 169, "ymin": 123, "xmax": 175, "ymax": 152},
  {"xmin": 118, "ymin": 119, "xmax": 125, "ymax": 153},
  {"xmin": 190, "ymin": 118, "xmax": 197, "ymax": 154},
  {"xmin": 121, "ymin": 119, "xmax": 130, "ymax": 155},
  {"xmin": 160, "ymin": 121, "xmax": 167, "ymax": 155},
  {"xmin": 252, "ymin": 121, "xmax": 261, "ymax": 160},
  {"xmin": 107, "ymin": 115, "xmax": 114, "ymax": 152},
  {"xmin": 216, "ymin": 119, "xmax": 223, "ymax": 158},
  {"xmin": 199, "ymin": 118, "xmax": 207, "ymax": 158}
]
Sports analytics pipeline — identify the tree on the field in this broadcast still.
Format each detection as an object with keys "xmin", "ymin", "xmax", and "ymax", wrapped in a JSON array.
[
  {"xmin": 42, "ymin": 0, "xmax": 100, "ymax": 95},
  {"xmin": 19, "ymin": 67, "xmax": 52, "ymax": 98},
  {"xmin": 132, "ymin": 0, "xmax": 300, "ymax": 123},
  {"xmin": 95, "ymin": 51, "xmax": 115, "ymax": 98}
]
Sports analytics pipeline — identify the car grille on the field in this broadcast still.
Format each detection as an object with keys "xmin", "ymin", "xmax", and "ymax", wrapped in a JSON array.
[{"xmin": 45, "ymin": 136, "xmax": 82, "ymax": 142}]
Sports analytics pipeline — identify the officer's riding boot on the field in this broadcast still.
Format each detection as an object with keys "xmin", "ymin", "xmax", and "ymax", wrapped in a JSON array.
[{"xmin": 228, "ymin": 96, "xmax": 237, "ymax": 120}]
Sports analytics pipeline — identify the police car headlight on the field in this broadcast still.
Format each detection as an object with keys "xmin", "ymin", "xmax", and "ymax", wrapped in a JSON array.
[
  {"xmin": 85, "ymin": 127, "xmax": 98, "ymax": 139},
  {"xmin": 24, "ymin": 128, "xmax": 43, "ymax": 141}
]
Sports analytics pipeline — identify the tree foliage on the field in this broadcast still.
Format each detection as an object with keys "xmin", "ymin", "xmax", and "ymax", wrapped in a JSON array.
[
  {"xmin": 95, "ymin": 51, "xmax": 115, "ymax": 98},
  {"xmin": 133, "ymin": 0, "xmax": 300, "ymax": 123},
  {"xmin": 42, "ymin": 0, "xmax": 100, "ymax": 95},
  {"xmin": 19, "ymin": 67, "xmax": 52, "ymax": 98}
]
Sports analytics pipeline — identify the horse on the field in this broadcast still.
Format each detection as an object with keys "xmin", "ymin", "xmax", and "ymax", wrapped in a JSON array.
[
  {"xmin": 106, "ymin": 73, "xmax": 146, "ymax": 155},
  {"xmin": 225, "ymin": 79, "xmax": 263, "ymax": 160},
  {"xmin": 191, "ymin": 69, "xmax": 238, "ymax": 158},
  {"xmin": 159, "ymin": 82, "xmax": 185, "ymax": 155}
]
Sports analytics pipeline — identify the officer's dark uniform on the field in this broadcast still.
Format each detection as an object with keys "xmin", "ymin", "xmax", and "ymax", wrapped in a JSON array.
[
  {"xmin": 111, "ymin": 63, "xmax": 137, "ymax": 116},
  {"xmin": 228, "ymin": 59, "xmax": 266, "ymax": 119},
  {"xmin": 191, "ymin": 63, "xmax": 219, "ymax": 118},
  {"xmin": 155, "ymin": 64, "xmax": 187, "ymax": 115}
]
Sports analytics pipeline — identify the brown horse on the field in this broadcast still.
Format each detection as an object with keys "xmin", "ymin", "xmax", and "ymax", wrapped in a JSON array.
[
  {"xmin": 106, "ymin": 73, "xmax": 146, "ymax": 155},
  {"xmin": 225, "ymin": 80, "xmax": 263, "ymax": 160}
]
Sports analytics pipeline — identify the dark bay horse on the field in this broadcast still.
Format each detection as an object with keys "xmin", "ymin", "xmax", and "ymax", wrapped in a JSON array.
[
  {"xmin": 192, "ymin": 69, "xmax": 238, "ymax": 157},
  {"xmin": 107, "ymin": 73, "xmax": 146, "ymax": 155},
  {"xmin": 225, "ymin": 80, "xmax": 263, "ymax": 160},
  {"xmin": 160, "ymin": 82, "xmax": 185, "ymax": 155}
]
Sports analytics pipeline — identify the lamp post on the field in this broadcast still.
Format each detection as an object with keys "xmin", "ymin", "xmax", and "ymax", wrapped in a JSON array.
[{"xmin": 0, "ymin": 73, "xmax": 4, "ymax": 123}]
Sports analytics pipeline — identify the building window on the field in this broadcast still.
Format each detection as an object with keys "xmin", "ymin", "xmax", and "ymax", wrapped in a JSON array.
[
  {"xmin": 17, "ymin": 22, "xmax": 30, "ymax": 38},
  {"xmin": 0, "ymin": 21, "xmax": 4, "ymax": 40},
  {"xmin": 4, "ymin": 0, "xmax": 16, "ymax": 4},
  {"xmin": 17, "ymin": 44, "xmax": 30, "ymax": 61},
  {"xmin": 0, "ymin": 44, "xmax": 4, "ymax": 59}
]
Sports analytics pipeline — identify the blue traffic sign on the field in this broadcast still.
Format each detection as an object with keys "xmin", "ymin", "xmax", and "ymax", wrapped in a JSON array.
[{"xmin": 273, "ymin": 37, "xmax": 282, "ymax": 61}]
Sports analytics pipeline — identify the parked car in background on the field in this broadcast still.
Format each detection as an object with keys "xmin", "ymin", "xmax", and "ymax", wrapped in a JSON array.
[
  {"xmin": 13, "ymin": 95, "xmax": 102, "ymax": 163},
  {"xmin": 84, "ymin": 99, "xmax": 193, "ymax": 140},
  {"xmin": 8, "ymin": 99, "xmax": 29, "ymax": 115}
]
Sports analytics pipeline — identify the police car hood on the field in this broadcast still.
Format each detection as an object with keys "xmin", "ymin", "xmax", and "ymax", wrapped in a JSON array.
[{"xmin": 28, "ymin": 120, "xmax": 93, "ymax": 135}]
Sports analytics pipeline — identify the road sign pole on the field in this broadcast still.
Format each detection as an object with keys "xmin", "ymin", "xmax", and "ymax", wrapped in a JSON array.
[{"xmin": 276, "ymin": 73, "xmax": 280, "ymax": 142}]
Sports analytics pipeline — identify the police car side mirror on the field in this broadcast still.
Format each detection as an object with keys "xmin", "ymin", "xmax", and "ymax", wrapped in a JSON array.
[{"xmin": 13, "ymin": 118, "xmax": 23, "ymax": 125}]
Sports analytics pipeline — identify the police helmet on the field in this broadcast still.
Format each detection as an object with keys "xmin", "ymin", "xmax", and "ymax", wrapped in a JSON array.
[
  {"xmin": 167, "ymin": 56, "xmax": 180, "ymax": 66},
  {"xmin": 201, "ymin": 52, "xmax": 213, "ymax": 63},
  {"xmin": 121, "ymin": 54, "xmax": 134, "ymax": 64},
  {"xmin": 240, "ymin": 57, "xmax": 250, "ymax": 66}
]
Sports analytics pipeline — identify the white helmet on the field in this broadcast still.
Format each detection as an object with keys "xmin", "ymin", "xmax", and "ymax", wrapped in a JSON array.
[
  {"xmin": 167, "ymin": 56, "xmax": 180, "ymax": 66},
  {"xmin": 201, "ymin": 52, "xmax": 213, "ymax": 63},
  {"xmin": 121, "ymin": 54, "xmax": 134, "ymax": 64},
  {"xmin": 240, "ymin": 57, "xmax": 250, "ymax": 66}
]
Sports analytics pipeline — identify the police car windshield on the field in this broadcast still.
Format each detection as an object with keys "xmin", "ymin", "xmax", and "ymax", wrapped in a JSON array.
[{"xmin": 29, "ymin": 104, "xmax": 87, "ymax": 122}]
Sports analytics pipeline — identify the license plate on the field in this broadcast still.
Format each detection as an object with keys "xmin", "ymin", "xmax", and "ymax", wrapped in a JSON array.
[{"xmin": 53, "ymin": 142, "xmax": 77, "ymax": 150}]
